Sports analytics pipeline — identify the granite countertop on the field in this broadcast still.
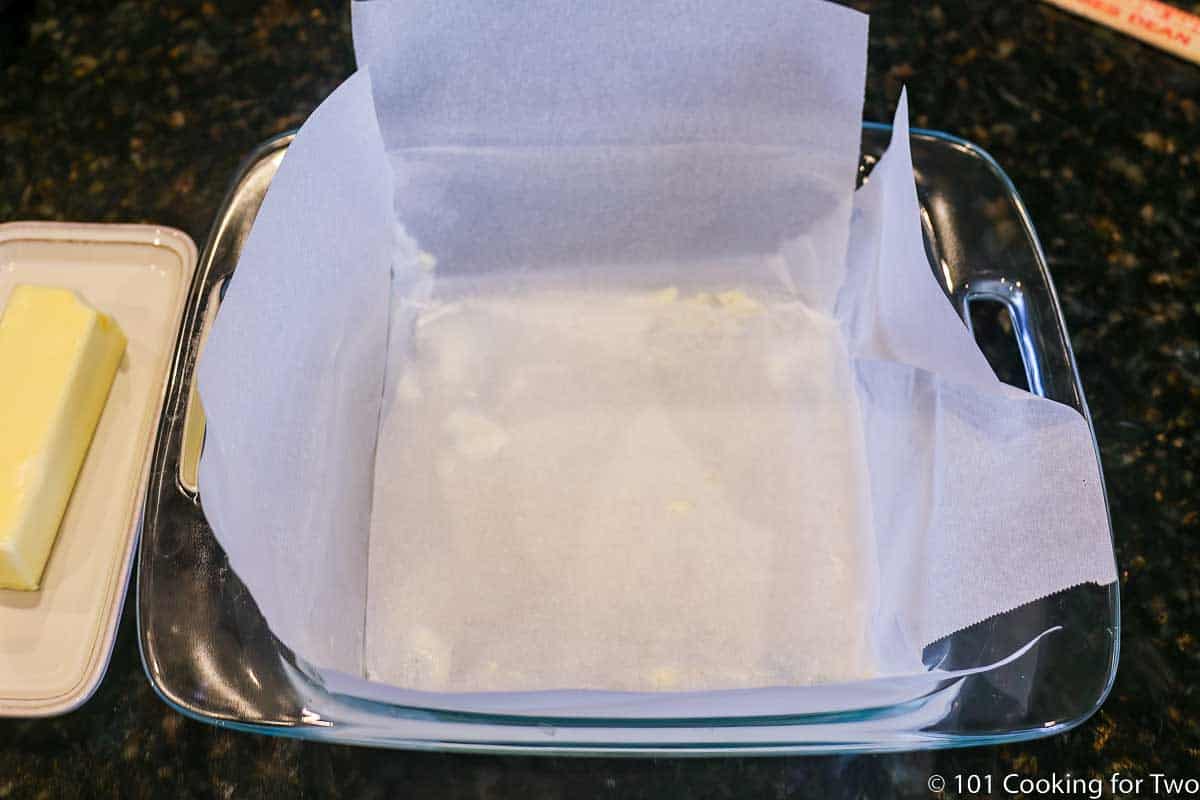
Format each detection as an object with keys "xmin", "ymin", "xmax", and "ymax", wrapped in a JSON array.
[{"xmin": 1, "ymin": 0, "xmax": 1198, "ymax": 797}]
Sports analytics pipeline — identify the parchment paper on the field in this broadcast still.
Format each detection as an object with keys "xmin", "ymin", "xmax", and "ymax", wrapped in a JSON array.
[{"xmin": 197, "ymin": 0, "xmax": 1117, "ymax": 714}]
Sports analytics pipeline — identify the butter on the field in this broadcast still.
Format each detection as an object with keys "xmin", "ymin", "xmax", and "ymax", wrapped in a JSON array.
[
  {"xmin": 0, "ymin": 285, "xmax": 126, "ymax": 590},
  {"xmin": 666, "ymin": 499, "xmax": 695, "ymax": 515},
  {"xmin": 442, "ymin": 408, "xmax": 509, "ymax": 460},
  {"xmin": 715, "ymin": 289, "xmax": 762, "ymax": 315}
]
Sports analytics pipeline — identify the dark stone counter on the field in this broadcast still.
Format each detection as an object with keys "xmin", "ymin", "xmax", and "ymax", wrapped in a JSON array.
[{"xmin": 1, "ymin": 1, "xmax": 1197, "ymax": 796}]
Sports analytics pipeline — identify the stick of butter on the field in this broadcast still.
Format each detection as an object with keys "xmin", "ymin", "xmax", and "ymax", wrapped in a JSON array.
[{"xmin": 0, "ymin": 285, "xmax": 126, "ymax": 591}]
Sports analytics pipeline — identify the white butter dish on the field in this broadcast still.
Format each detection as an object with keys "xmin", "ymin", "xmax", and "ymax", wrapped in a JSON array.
[{"xmin": 0, "ymin": 222, "xmax": 195, "ymax": 717}]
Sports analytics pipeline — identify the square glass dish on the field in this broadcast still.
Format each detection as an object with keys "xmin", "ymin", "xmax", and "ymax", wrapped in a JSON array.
[{"xmin": 136, "ymin": 125, "xmax": 1119, "ymax": 754}]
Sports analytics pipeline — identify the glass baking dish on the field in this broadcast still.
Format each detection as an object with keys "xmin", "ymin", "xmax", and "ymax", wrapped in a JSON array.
[{"xmin": 136, "ymin": 124, "xmax": 1119, "ymax": 754}]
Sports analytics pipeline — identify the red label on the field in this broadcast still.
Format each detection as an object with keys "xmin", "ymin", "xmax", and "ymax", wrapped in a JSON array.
[{"xmin": 1046, "ymin": 0, "xmax": 1200, "ymax": 62}]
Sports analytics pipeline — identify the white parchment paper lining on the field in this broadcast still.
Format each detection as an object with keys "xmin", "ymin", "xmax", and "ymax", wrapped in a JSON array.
[{"xmin": 197, "ymin": 0, "xmax": 1115, "ymax": 717}]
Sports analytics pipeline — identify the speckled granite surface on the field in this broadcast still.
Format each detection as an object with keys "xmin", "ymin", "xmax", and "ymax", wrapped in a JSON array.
[{"xmin": 1, "ymin": 1, "xmax": 1198, "ymax": 797}]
